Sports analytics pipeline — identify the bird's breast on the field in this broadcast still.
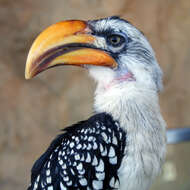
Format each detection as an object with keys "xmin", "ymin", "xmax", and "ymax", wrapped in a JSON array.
[{"xmin": 118, "ymin": 127, "xmax": 166, "ymax": 190}]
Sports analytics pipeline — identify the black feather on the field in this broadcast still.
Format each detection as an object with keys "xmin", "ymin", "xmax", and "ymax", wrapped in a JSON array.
[{"xmin": 27, "ymin": 113, "xmax": 126, "ymax": 190}]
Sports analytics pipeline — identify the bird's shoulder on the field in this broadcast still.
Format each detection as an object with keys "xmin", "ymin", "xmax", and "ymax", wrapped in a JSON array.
[{"xmin": 28, "ymin": 113, "xmax": 126, "ymax": 190}]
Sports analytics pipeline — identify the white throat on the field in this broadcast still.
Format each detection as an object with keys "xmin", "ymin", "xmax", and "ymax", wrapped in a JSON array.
[{"xmin": 94, "ymin": 83, "xmax": 166, "ymax": 190}]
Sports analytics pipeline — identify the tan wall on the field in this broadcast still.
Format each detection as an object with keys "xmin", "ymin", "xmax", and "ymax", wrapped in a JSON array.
[{"xmin": 0, "ymin": 0, "xmax": 190, "ymax": 189}]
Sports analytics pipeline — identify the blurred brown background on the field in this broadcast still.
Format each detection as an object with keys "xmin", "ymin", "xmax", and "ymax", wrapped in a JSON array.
[{"xmin": 0, "ymin": 0, "xmax": 190, "ymax": 190}]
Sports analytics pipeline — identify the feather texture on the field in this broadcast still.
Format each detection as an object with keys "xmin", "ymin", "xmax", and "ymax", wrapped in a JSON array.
[{"xmin": 28, "ymin": 113, "xmax": 126, "ymax": 190}]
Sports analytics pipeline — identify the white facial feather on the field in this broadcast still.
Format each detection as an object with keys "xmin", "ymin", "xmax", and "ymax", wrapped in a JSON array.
[{"xmin": 88, "ymin": 17, "xmax": 163, "ymax": 92}]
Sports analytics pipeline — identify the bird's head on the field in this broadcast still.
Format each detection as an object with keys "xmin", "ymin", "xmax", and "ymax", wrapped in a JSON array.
[{"xmin": 25, "ymin": 16, "xmax": 163, "ymax": 95}]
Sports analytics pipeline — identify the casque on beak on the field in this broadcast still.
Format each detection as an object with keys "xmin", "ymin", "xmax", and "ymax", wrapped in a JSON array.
[{"xmin": 25, "ymin": 20, "xmax": 117, "ymax": 79}]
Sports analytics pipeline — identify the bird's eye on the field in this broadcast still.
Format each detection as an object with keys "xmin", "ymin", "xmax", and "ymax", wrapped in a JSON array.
[{"xmin": 107, "ymin": 34, "xmax": 126, "ymax": 47}]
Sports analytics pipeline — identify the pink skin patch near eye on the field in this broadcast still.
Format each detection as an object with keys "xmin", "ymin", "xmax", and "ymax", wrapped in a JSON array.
[{"xmin": 105, "ymin": 72, "xmax": 135, "ymax": 90}]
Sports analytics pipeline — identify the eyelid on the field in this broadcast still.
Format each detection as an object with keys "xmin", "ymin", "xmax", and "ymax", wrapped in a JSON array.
[
  {"xmin": 107, "ymin": 33, "xmax": 126, "ymax": 47},
  {"xmin": 110, "ymin": 32, "xmax": 127, "ymax": 39}
]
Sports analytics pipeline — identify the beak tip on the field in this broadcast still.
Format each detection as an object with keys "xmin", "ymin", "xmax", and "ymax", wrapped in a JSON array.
[
  {"xmin": 25, "ymin": 76, "xmax": 30, "ymax": 80},
  {"xmin": 25, "ymin": 58, "xmax": 34, "ymax": 79},
  {"xmin": 25, "ymin": 74, "xmax": 30, "ymax": 80},
  {"xmin": 25, "ymin": 68, "xmax": 32, "ymax": 79}
]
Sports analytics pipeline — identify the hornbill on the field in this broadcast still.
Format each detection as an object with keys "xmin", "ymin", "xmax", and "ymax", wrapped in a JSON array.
[{"xmin": 25, "ymin": 16, "xmax": 166, "ymax": 190}]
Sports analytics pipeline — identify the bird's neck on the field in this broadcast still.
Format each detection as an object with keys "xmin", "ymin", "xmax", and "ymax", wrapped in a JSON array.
[
  {"xmin": 94, "ymin": 83, "xmax": 165, "ymax": 132},
  {"xmin": 94, "ymin": 83, "xmax": 167, "ymax": 157},
  {"xmin": 94, "ymin": 83, "xmax": 166, "ymax": 189}
]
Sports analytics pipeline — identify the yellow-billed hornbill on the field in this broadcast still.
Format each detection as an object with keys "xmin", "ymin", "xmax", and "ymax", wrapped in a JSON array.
[{"xmin": 25, "ymin": 16, "xmax": 166, "ymax": 190}]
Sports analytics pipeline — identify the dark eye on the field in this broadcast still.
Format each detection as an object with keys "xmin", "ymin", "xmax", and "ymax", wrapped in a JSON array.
[{"xmin": 107, "ymin": 34, "xmax": 126, "ymax": 47}]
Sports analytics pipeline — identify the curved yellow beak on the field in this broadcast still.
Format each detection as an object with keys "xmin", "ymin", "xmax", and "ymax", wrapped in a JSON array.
[{"xmin": 25, "ymin": 20, "xmax": 117, "ymax": 79}]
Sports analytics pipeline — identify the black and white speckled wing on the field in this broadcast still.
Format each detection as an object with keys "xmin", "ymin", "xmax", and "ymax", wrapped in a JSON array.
[{"xmin": 27, "ymin": 113, "xmax": 126, "ymax": 190}]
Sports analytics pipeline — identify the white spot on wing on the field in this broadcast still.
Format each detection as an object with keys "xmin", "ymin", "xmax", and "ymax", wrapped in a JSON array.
[
  {"xmin": 62, "ymin": 151, "xmax": 65, "ymax": 156},
  {"xmin": 88, "ymin": 136, "xmax": 93, "ymax": 141},
  {"xmin": 74, "ymin": 154, "xmax": 80, "ymax": 160},
  {"xmin": 79, "ymin": 169, "xmax": 85, "ymax": 175},
  {"xmin": 76, "ymin": 144, "xmax": 82, "ymax": 149},
  {"xmin": 92, "ymin": 155, "xmax": 98, "ymax": 166},
  {"xmin": 101, "ymin": 132, "xmax": 108, "ymax": 141},
  {"xmin": 109, "ymin": 177, "xmax": 119, "ymax": 188},
  {"xmin": 109, "ymin": 156, "xmax": 117, "ymax": 165},
  {"xmin": 100, "ymin": 143, "xmax": 104, "ymax": 152},
  {"xmin": 63, "ymin": 176, "xmax": 69, "ymax": 182},
  {"xmin": 60, "ymin": 182, "xmax": 67, "ymax": 190},
  {"xmin": 86, "ymin": 152, "xmax": 91, "ymax": 163},
  {"xmin": 47, "ymin": 186, "xmax": 53, "ymax": 190},
  {"xmin": 101, "ymin": 125, "xmax": 106, "ymax": 130},
  {"xmin": 70, "ymin": 142, "xmax": 75, "ymax": 148},
  {"xmin": 101, "ymin": 147, "xmax": 107, "ymax": 156},
  {"xmin": 93, "ymin": 142, "xmax": 98, "ymax": 150},
  {"xmin": 36, "ymin": 175, "xmax": 40, "ymax": 182},
  {"xmin": 67, "ymin": 180, "xmax": 72, "ymax": 186},
  {"xmin": 115, "ymin": 179, "xmax": 119, "ymax": 188},
  {"xmin": 96, "ymin": 172, "xmax": 105, "ymax": 180},
  {"xmin": 112, "ymin": 136, "xmax": 118, "ymax": 145},
  {"xmin": 81, "ymin": 154, "xmax": 85, "ymax": 161},
  {"xmin": 41, "ymin": 182, "xmax": 44, "ymax": 188},
  {"xmin": 92, "ymin": 180, "xmax": 103, "ymax": 190},
  {"xmin": 47, "ymin": 161, "xmax": 51, "ymax": 168},
  {"xmin": 34, "ymin": 182, "xmax": 38, "ymax": 190},
  {"xmin": 59, "ymin": 160, "xmax": 63, "ymax": 165},
  {"xmin": 47, "ymin": 176, "xmax": 52, "ymax": 184},
  {"xmin": 109, "ymin": 177, "xmax": 115, "ymax": 187},
  {"xmin": 75, "ymin": 137, "xmax": 79, "ymax": 142},
  {"xmin": 95, "ymin": 159, "xmax": 104, "ymax": 172},
  {"xmin": 119, "ymin": 132, "xmax": 122, "ymax": 139},
  {"xmin": 77, "ymin": 163, "xmax": 83, "ymax": 170},
  {"xmin": 87, "ymin": 143, "xmax": 92, "ymax": 150},
  {"xmin": 83, "ymin": 144, "xmax": 87, "ymax": 149},
  {"xmin": 79, "ymin": 178, "xmax": 87, "ymax": 186},
  {"xmin": 108, "ymin": 146, "xmax": 115, "ymax": 157},
  {"xmin": 96, "ymin": 122, "xmax": 100, "ymax": 128},
  {"xmin": 71, "ymin": 168, "xmax": 75, "ymax": 175},
  {"xmin": 62, "ymin": 164, "xmax": 66, "ymax": 169}
]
